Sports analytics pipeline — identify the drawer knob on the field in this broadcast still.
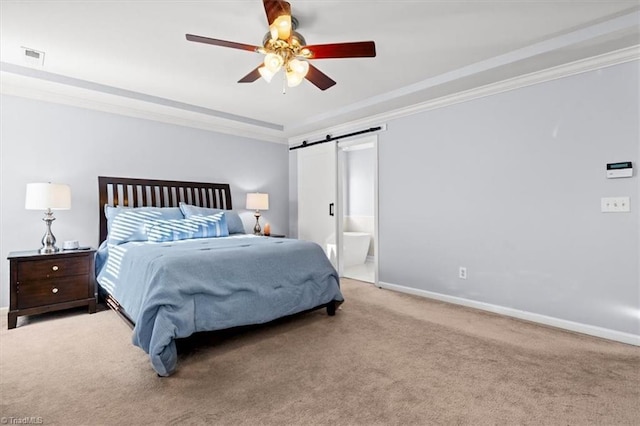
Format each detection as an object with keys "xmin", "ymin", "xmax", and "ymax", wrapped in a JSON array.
[
  {"xmin": 52, "ymin": 287, "xmax": 59, "ymax": 294},
  {"xmin": 52, "ymin": 265, "xmax": 59, "ymax": 271}
]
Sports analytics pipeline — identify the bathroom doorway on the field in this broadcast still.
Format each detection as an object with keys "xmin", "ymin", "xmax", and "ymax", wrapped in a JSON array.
[{"xmin": 337, "ymin": 135, "xmax": 378, "ymax": 284}]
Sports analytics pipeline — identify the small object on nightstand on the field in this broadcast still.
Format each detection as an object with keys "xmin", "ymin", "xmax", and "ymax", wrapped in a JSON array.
[
  {"xmin": 264, "ymin": 223, "xmax": 271, "ymax": 236},
  {"xmin": 62, "ymin": 240, "xmax": 79, "ymax": 250},
  {"xmin": 7, "ymin": 248, "xmax": 97, "ymax": 329}
]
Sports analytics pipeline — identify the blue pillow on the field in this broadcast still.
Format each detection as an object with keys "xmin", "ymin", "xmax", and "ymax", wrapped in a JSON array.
[
  {"xmin": 179, "ymin": 202, "xmax": 245, "ymax": 234},
  {"xmin": 105, "ymin": 205, "xmax": 184, "ymax": 245},
  {"xmin": 145, "ymin": 212, "xmax": 229, "ymax": 242}
]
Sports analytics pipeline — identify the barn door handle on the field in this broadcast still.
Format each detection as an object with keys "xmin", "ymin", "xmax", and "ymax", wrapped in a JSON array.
[{"xmin": 329, "ymin": 203, "xmax": 334, "ymax": 216}]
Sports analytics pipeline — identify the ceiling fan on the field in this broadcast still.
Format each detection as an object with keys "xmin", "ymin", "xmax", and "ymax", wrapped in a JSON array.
[{"xmin": 186, "ymin": 0, "xmax": 376, "ymax": 91}]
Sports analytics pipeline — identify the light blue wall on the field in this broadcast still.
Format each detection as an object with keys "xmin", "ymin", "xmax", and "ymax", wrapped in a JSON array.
[
  {"xmin": 0, "ymin": 95, "xmax": 289, "ymax": 307},
  {"xmin": 378, "ymin": 61, "xmax": 639, "ymax": 336},
  {"xmin": 5, "ymin": 60, "xmax": 638, "ymax": 339}
]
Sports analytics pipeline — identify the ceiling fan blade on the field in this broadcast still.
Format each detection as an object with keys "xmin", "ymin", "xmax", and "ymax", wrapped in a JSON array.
[
  {"xmin": 303, "ymin": 41, "xmax": 376, "ymax": 59},
  {"xmin": 238, "ymin": 66, "xmax": 262, "ymax": 83},
  {"xmin": 185, "ymin": 34, "xmax": 259, "ymax": 52},
  {"xmin": 305, "ymin": 64, "xmax": 336, "ymax": 91}
]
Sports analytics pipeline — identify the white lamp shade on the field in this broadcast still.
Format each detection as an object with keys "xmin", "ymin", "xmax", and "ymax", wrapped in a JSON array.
[
  {"xmin": 258, "ymin": 66, "xmax": 276, "ymax": 83},
  {"xmin": 289, "ymin": 59, "xmax": 309, "ymax": 76},
  {"xmin": 25, "ymin": 183, "xmax": 71, "ymax": 210},
  {"xmin": 286, "ymin": 69, "xmax": 305, "ymax": 87},
  {"xmin": 285, "ymin": 59, "xmax": 309, "ymax": 87},
  {"xmin": 270, "ymin": 15, "xmax": 292, "ymax": 41},
  {"xmin": 263, "ymin": 53, "xmax": 284, "ymax": 73},
  {"xmin": 246, "ymin": 193, "xmax": 269, "ymax": 210}
]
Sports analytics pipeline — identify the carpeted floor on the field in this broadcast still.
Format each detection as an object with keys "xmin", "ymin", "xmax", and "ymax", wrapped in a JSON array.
[{"xmin": 1, "ymin": 279, "xmax": 638, "ymax": 425}]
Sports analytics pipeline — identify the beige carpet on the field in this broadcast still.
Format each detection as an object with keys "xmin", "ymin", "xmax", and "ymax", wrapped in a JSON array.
[{"xmin": 1, "ymin": 279, "xmax": 638, "ymax": 425}]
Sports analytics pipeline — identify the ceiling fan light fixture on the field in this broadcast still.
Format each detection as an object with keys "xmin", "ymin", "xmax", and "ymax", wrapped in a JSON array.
[
  {"xmin": 289, "ymin": 58, "xmax": 309, "ymax": 76},
  {"xmin": 286, "ymin": 70, "xmax": 304, "ymax": 87},
  {"xmin": 258, "ymin": 66, "xmax": 275, "ymax": 83},
  {"xmin": 286, "ymin": 59, "xmax": 309, "ymax": 87},
  {"xmin": 270, "ymin": 15, "xmax": 291, "ymax": 40},
  {"xmin": 263, "ymin": 52, "xmax": 284, "ymax": 73}
]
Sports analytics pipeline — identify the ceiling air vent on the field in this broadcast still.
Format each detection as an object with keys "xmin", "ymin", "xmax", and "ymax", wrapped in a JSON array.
[{"xmin": 21, "ymin": 47, "xmax": 45, "ymax": 67}]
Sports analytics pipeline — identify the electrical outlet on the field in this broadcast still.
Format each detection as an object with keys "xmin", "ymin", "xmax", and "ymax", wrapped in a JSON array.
[{"xmin": 459, "ymin": 267, "xmax": 467, "ymax": 280}]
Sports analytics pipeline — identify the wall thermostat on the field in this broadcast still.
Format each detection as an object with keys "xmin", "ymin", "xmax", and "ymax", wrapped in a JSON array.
[{"xmin": 606, "ymin": 161, "xmax": 633, "ymax": 178}]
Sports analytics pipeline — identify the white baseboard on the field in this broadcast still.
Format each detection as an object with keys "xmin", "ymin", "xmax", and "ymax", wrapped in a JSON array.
[{"xmin": 378, "ymin": 281, "xmax": 640, "ymax": 347}]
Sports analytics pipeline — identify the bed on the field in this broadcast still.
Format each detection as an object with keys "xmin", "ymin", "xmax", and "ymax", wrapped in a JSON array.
[{"xmin": 96, "ymin": 176, "xmax": 343, "ymax": 376}]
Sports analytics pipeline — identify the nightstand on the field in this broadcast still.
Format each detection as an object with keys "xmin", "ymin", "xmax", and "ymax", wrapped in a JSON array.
[{"xmin": 7, "ymin": 249, "xmax": 97, "ymax": 329}]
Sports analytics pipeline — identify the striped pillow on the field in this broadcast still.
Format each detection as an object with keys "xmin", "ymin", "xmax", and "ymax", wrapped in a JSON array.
[
  {"xmin": 145, "ymin": 212, "xmax": 229, "ymax": 242},
  {"xmin": 106, "ymin": 206, "xmax": 184, "ymax": 246},
  {"xmin": 179, "ymin": 202, "xmax": 246, "ymax": 234}
]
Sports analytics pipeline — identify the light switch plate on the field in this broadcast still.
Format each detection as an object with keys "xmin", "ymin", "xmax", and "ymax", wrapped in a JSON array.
[{"xmin": 601, "ymin": 197, "xmax": 630, "ymax": 213}]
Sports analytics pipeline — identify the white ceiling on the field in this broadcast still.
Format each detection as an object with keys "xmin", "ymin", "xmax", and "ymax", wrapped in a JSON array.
[{"xmin": 1, "ymin": 1, "xmax": 639, "ymax": 142}]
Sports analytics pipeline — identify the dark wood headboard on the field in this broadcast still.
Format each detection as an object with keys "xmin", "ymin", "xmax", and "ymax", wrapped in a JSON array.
[{"xmin": 98, "ymin": 176, "xmax": 233, "ymax": 244}]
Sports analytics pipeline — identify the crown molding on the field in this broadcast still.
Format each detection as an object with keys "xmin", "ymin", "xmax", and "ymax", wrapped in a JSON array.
[
  {"xmin": 288, "ymin": 45, "xmax": 640, "ymax": 146},
  {"xmin": 287, "ymin": 10, "xmax": 640, "ymax": 134},
  {"xmin": 2, "ymin": 43, "xmax": 637, "ymax": 148},
  {"xmin": 0, "ymin": 66, "xmax": 289, "ymax": 145}
]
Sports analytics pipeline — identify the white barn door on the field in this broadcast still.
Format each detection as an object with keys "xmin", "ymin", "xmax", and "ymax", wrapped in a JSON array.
[{"xmin": 297, "ymin": 142, "xmax": 338, "ymax": 268}]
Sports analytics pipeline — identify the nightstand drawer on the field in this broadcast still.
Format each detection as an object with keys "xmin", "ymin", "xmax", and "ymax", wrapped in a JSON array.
[
  {"xmin": 17, "ymin": 276, "xmax": 89, "ymax": 309},
  {"xmin": 17, "ymin": 256, "xmax": 89, "ymax": 281}
]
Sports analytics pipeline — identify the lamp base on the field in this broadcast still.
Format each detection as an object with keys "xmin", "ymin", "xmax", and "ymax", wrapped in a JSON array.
[
  {"xmin": 253, "ymin": 211, "xmax": 262, "ymax": 235},
  {"xmin": 39, "ymin": 246, "xmax": 60, "ymax": 254},
  {"xmin": 39, "ymin": 210, "xmax": 60, "ymax": 254}
]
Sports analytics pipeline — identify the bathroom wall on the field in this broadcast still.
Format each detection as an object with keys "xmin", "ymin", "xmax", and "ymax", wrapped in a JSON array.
[{"xmin": 344, "ymin": 147, "xmax": 375, "ymax": 256}]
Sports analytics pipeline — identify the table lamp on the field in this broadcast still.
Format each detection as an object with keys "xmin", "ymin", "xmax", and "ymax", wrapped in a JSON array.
[
  {"xmin": 25, "ymin": 182, "xmax": 71, "ymax": 253},
  {"xmin": 246, "ymin": 192, "xmax": 269, "ymax": 235}
]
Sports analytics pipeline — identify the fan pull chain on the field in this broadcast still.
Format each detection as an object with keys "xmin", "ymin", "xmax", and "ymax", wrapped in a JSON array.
[{"xmin": 282, "ymin": 72, "xmax": 287, "ymax": 94}]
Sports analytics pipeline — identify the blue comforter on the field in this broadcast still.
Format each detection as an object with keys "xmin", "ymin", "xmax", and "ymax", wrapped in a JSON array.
[{"xmin": 96, "ymin": 236, "xmax": 343, "ymax": 376}]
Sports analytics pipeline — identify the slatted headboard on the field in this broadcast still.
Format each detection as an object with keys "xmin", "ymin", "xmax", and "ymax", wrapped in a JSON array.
[{"xmin": 98, "ymin": 176, "xmax": 233, "ymax": 244}]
